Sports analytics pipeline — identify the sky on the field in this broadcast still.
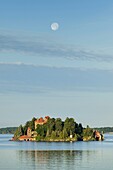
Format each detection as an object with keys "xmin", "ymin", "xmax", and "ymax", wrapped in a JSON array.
[{"xmin": 0, "ymin": 0, "xmax": 113, "ymax": 127}]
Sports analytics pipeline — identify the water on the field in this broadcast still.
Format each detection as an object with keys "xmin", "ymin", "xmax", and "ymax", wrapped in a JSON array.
[{"xmin": 0, "ymin": 134, "xmax": 113, "ymax": 170}]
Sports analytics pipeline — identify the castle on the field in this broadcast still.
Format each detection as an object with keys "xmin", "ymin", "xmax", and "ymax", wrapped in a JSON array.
[
  {"xmin": 18, "ymin": 116, "xmax": 50, "ymax": 141},
  {"xmin": 35, "ymin": 116, "xmax": 50, "ymax": 129}
]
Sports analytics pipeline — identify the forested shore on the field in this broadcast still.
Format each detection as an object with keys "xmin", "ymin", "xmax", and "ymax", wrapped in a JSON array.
[{"xmin": 12, "ymin": 116, "xmax": 104, "ymax": 141}]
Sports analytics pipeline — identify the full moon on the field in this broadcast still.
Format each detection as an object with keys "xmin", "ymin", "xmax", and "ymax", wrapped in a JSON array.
[{"xmin": 51, "ymin": 22, "xmax": 59, "ymax": 31}]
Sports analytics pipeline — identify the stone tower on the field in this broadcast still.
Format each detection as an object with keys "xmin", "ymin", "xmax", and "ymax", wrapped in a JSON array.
[{"xmin": 27, "ymin": 127, "xmax": 32, "ymax": 137}]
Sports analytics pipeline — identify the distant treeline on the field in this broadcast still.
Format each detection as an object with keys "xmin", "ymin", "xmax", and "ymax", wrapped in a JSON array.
[
  {"xmin": 0, "ymin": 127, "xmax": 17, "ymax": 134},
  {"xmin": 94, "ymin": 127, "xmax": 113, "ymax": 133}
]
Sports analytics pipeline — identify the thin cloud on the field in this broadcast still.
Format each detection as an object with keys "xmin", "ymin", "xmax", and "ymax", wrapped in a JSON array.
[
  {"xmin": 0, "ymin": 63, "xmax": 113, "ymax": 94},
  {"xmin": 0, "ymin": 33, "xmax": 113, "ymax": 62}
]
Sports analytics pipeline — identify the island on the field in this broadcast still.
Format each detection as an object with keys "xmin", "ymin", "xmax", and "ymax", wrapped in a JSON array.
[{"xmin": 12, "ymin": 116, "xmax": 104, "ymax": 142}]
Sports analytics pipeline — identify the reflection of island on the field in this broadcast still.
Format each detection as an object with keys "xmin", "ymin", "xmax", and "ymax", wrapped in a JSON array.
[
  {"xmin": 17, "ymin": 150, "xmax": 97, "ymax": 169},
  {"xmin": 12, "ymin": 116, "xmax": 104, "ymax": 142}
]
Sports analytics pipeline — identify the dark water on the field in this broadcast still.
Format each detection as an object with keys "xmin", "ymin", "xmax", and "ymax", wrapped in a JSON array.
[{"xmin": 0, "ymin": 134, "xmax": 113, "ymax": 170}]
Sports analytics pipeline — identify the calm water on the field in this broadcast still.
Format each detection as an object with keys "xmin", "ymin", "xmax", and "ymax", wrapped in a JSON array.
[{"xmin": 0, "ymin": 134, "xmax": 113, "ymax": 170}]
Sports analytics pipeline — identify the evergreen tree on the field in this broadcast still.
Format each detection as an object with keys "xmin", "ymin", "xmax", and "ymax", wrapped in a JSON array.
[
  {"xmin": 55, "ymin": 118, "xmax": 63, "ymax": 136},
  {"xmin": 64, "ymin": 117, "xmax": 75, "ymax": 136}
]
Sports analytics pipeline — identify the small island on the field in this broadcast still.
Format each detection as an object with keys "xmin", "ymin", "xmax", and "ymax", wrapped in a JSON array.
[{"xmin": 12, "ymin": 116, "xmax": 104, "ymax": 142}]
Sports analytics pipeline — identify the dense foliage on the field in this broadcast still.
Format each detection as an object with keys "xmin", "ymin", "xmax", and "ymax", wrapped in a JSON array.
[
  {"xmin": 14, "ymin": 117, "xmax": 97, "ymax": 141},
  {"xmin": 14, "ymin": 117, "xmax": 36, "ymax": 139},
  {"xmin": 82, "ymin": 125, "xmax": 94, "ymax": 141},
  {"xmin": 35, "ymin": 117, "xmax": 84, "ymax": 141}
]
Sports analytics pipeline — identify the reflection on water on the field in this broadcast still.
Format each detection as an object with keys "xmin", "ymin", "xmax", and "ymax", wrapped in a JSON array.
[
  {"xmin": 18, "ymin": 150, "xmax": 94, "ymax": 170},
  {"xmin": 0, "ymin": 134, "xmax": 113, "ymax": 170},
  {"xmin": 0, "ymin": 149, "xmax": 113, "ymax": 170}
]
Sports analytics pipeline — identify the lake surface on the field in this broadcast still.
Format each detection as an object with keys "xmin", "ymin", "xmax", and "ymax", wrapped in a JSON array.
[{"xmin": 0, "ymin": 134, "xmax": 113, "ymax": 170}]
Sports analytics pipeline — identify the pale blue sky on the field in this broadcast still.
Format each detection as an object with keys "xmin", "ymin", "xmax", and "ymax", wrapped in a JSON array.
[{"xmin": 0, "ymin": 0, "xmax": 113, "ymax": 127}]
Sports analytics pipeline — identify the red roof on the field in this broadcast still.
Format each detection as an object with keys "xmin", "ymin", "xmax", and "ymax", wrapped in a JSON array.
[
  {"xmin": 45, "ymin": 116, "xmax": 50, "ymax": 119},
  {"xmin": 19, "ymin": 135, "xmax": 32, "ymax": 139},
  {"xmin": 35, "ymin": 117, "xmax": 44, "ymax": 123},
  {"xmin": 35, "ymin": 116, "xmax": 50, "ymax": 126}
]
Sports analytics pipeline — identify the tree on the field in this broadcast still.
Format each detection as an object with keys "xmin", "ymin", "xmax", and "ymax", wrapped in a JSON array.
[
  {"xmin": 64, "ymin": 117, "xmax": 75, "ymax": 136},
  {"xmin": 36, "ymin": 124, "xmax": 47, "ymax": 138},
  {"xmin": 63, "ymin": 129, "xmax": 68, "ymax": 139},
  {"xmin": 23, "ymin": 121, "xmax": 30, "ymax": 135},
  {"xmin": 51, "ymin": 131, "xmax": 57, "ymax": 139},
  {"xmin": 55, "ymin": 118, "xmax": 63, "ymax": 136},
  {"xmin": 23, "ymin": 117, "xmax": 36, "ymax": 134},
  {"xmin": 77, "ymin": 123, "xmax": 83, "ymax": 135},
  {"xmin": 82, "ymin": 126, "xmax": 94, "ymax": 141},
  {"xmin": 29, "ymin": 117, "xmax": 36, "ymax": 131},
  {"xmin": 14, "ymin": 125, "xmax": 24, "ymax": 139},
  {"xmin": 46, "ymin": 118, "xmax": 55, "ymax": 136}
]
